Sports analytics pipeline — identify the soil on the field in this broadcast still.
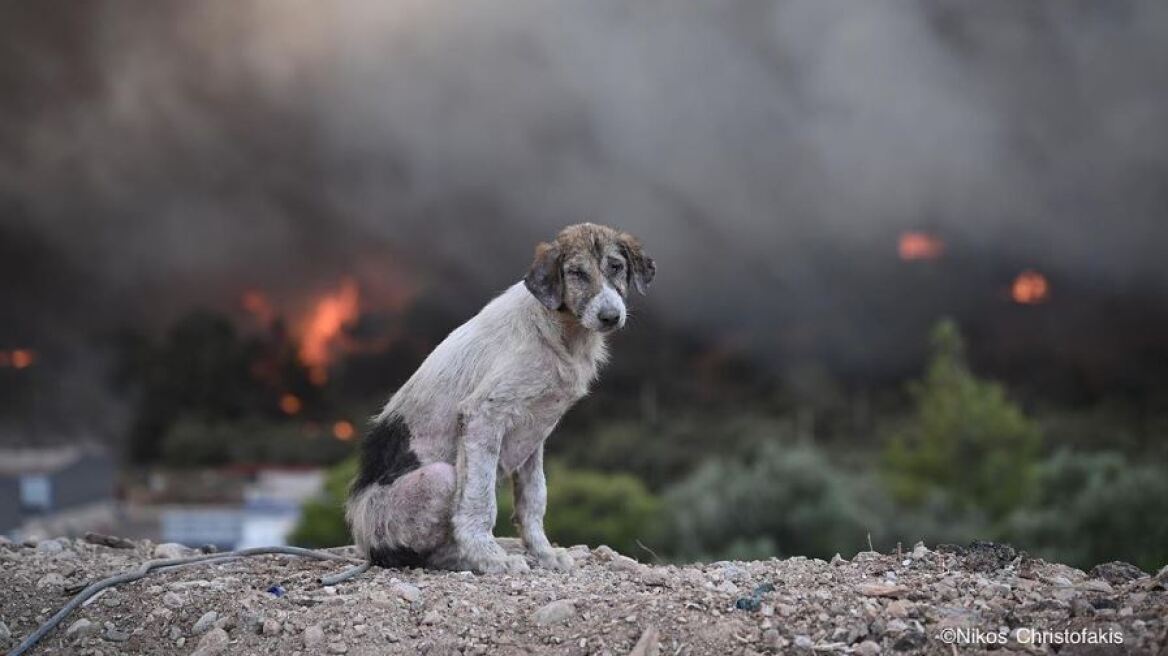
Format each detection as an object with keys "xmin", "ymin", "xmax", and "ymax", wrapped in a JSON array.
[{"xmin": 1, "ymin": 536, "xmax": 1165, "ymax": 655}]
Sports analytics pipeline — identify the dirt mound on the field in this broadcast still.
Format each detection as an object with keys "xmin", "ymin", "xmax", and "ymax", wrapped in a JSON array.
[{"xmin": 0, "ymin": 536, "xmax": 1165, "ymax": 655}]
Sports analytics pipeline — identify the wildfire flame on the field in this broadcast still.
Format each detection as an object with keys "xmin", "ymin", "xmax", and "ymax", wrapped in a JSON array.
[
  {"xmin": 898, "ymin": 232, "xmax": 945, "ymax": 261},
  {"xmin": 241, "ymin": 290, "xmax": 276, "ymax": 325},
  {"xmin": 1011, "ymin": 270, "xmax": 1050, "ymax": 305},
  {"xmin": 280, "ymin": 393, "xmax": 302, "ymax": 415},
  {"xmin": 332, "ymin": 420, "xmax": 355, "ymax": 441},
  {"xmin": 0, "ymin": 349, "xmax": 35, "ymax": 369},
  {"xmin": 299, "ymin": 277, "xmax": 360, "ymax": 385}
]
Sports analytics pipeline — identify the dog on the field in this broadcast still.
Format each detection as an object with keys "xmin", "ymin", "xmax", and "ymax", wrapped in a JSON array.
[{"xmin": 346, "ymin": 223, "xmax": 655, "ymax": 573}]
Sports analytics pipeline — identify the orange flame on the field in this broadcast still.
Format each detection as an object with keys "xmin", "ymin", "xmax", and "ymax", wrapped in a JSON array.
[
  {"xmin": 299, "ymin": 278, "xmax": 360, "ymax": 385},
  {"xmin": 242, "ymin": 290, "xmax": 276, "ymax": 325},
  {"xmin": 332, "ymin": 420, "xmax": 355, "ymax": 441},
  {"xmin": 279, "ymin": 393, "xmax": 302, "ymax": 415},
  {"xmin": 898, "ymin": 232, "xmax": 945, "ymax": 261},
  {"xmin": 1011, "ymin": 270, "xmax": 1050, "ymax": 304},
  {"xmin": 0, "ymin": 349, "xmax": 35, "ymax": 369}
]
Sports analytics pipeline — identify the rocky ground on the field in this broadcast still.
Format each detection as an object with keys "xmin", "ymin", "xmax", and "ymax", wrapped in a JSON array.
[{"xmin": 0, "ymin": 535, "xmax": 1165, "ymax": 655}]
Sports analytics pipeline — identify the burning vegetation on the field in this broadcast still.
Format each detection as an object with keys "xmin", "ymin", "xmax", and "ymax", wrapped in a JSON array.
[
  {"xmin": 898, "ymin": 231, "xmax": 945, "ymax": 261},
  {"xmin": 1011, "ymin": 270, "xmax": 1050, "ymax": 305},
  {"xmin": 0, "ymin": 349, "xmax": 35, "ymax": 369}
]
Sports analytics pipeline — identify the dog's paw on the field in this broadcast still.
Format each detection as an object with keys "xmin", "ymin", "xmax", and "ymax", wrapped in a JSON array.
[
  {"xmin": 530, "ymin": 547, "xmax": 575, "ymax": 571},
  {"xmin": 476, "ymin": 553, "xmax": 530, "ymax": 575}
]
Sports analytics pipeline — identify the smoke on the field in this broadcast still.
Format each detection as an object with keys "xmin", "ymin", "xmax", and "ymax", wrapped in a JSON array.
[{"xmin": 2, "ymin": 1, "xmax": 1167, "ymax": 396}]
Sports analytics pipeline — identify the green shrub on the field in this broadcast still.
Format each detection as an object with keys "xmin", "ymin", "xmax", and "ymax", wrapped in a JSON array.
[
  {"xmin": 288, "ymin": 457, "xmax": 357, "ymax": 548},
  {"xmin": 663, "ymin": 440, "xmax": 876, "ymax": 561},
  {"xmin": 1005, "ymin": 450, "xmax": 1168, "ymax": 572},
  {"xmin": 497, "ymin": 463, "xmax": 663, "ymax": 557},
  {"xmin": 883, "ymin": 319, "xmax": 1041, "ymax": 520}
]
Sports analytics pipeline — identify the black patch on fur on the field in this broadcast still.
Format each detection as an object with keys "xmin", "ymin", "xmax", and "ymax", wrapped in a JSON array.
[
  {"xmin": 350, "ymin": 414, "xmax": 422, "ymax": 494},
  {"xmin": 369, "ymin": 544, "xmax": 427, "ymax": 569}
]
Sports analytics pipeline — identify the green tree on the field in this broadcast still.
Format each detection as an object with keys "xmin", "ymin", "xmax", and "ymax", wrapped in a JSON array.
[
  {"xmin": 288, "ymin": 458, "xmax": 357, "ymax": 548},
  {"xmin": 883, "ymin": 319, "xmax": 1041, "ymax": 520}
]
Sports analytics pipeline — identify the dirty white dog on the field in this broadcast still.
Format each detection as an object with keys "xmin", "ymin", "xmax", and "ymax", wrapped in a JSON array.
[{"xmin": 347, "ymin": 223, "xmax": 655, "ymax": 573}]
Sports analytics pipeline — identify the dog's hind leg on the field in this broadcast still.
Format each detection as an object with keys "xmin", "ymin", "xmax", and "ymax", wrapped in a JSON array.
[{"xmin": 347, "ymin": 462, "xmax": 456, "ymax": 567}]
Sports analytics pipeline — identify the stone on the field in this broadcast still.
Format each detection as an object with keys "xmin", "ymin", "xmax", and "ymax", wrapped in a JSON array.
[
  {"xmin": 532, "ymin": 599, "xmax": 576, "ymax": 625},
  {"xmin": 855, "ymin": 640, "xmax": 882, "ymax": 656},
  {"xmin": 421, "ymin": 611, "xmax": 442, "ymax": 625},
  {"xmin": 793, "ymin": 635, "xmax": 814, "ymax": 651},
  {"xmin": 0, "ymin": 621, "xmax": 10, "ymax": 642},
  {"xmin": 304, "ymin": 625, "xmax": 326, "ymax": 647},
  {"xmin": 628, "ymin": 625, "xmax": 659, "ymax": 656},
  {"xmin": 192, "ymin": 611, "xmax": 218, "ymax": 635},
  {"xmin": 391, "ymin": 580, "xmax": 421, "ymax": 603},
  {"xmin": 191, "ymin": 627, "xmax": 229, "ymax": 656},
  {"xmin": 911, "ymin": 542, "xmax": 929, "ymax": 559},
  {"xmin": 102, "ymin": 626, "xmax": 130, "ymax": 642},
  {"xmin": 885, "ymin": 600, "xmax": 913, "ymax": 618},
  {"xmin": 830, "ymin": 553, "xmax": 846, "ymax": 566},
  {"xmin": 37, "ymin": 539, "xmax": 65, "ymax": 554},
  {"xmin": 859, "ymin": 583, "xmax": 905, "ymax": 598},
  {"xmin": 66, "ymin": 618, "xmax": 99, "ymax": 639},
  {"xmin": 153, "ymin": 543, "xmax": 191, "ymax": 560},
  {"xmin": 328, "ymin": 642, "xmax": 349, "ymax": 654},
  {"xmin": 36, "ymin": 573, "xmax": 67, "ymax": 589},
  {"xmin": 1089, "ymin": 561, "xmax": 1146, "ymax": 585},
  {"xmin": 162, "ymin": 592, "xmax": 185, "ymax": 609},
  {"xmin": 262, "ymin": 618, "xmax": 281, "ymax": 636}
]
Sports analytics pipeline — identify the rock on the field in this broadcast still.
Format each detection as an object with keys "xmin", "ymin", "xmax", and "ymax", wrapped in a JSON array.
[
  {"xmin": 627, "ymin": 625, "xmax": 659, "ymax": 656},
  {"xmin": 716, "ymin": 580, "xmax": 739, "ymax": 594},
  {"xmin": 304, "ymin": 625, "xmax": 326, "ymax": 647},
  {"xmin": 192, "ymin": 611, "xmax": 218, "ymax": 635},
  {"xmin": 793, "ymin": 635, "xmax": 814, "ymax": 651},
  {"xmin": 911, "ymin": 542, "xmax": 929, "ymax": 559},
  {"xmin": 102, "ymin": 626, "xmax": 130, "ymax": 642},
  {"xmin": 38, "ymin": 539, "xmax": 67, "ymax": 554},
  {"xmin": 885, "ymin": 600, "xmax": 912, "ymax": 618},
  {"xmin": 328, "ymin": 641, "xmax": 349, "ymax": 654},
  {"xmin": 0, "ymin": 621, "xmax": 10, "ymax": 642},
  {"xmin": 420, "ymin": 611, "xmax": 442, "ymax": 625},
  {"xmin": 594, "ymin": 545, "xmax": 619, "ymax": 561},
  {"xmin": 830, "ymin": 553, "xmax": 846, "ymax": 566},
  {"xmin": 1089, "ymin": 561, "xmax": 1146, "ymax": 585},
  {"xmin": 1078, "ymin": 579, "xmax": 1114, "ymax": 594},
  {"xmin": 391, "ymin": 580, "xmax": 421, "ymax": 603},
  {"xmin": 84, "ymin": 532, "xmax": 135, "ymax": 549},
  {"xmin": 532, "ymin": 599, "xmax": 576, "ymax": 625},
  {"xmin": 262, "ymin": 618, "xmax": 281, "ymax": 636},
  {"xmin": 855, "ymin": 640, "xmax": 882, "ymax": 656},
  {"xmin": 761, "ymin": 629, "xmax": 787, "ymax": 649},
  {"xmin": 191, "ymin": 627, "xmax": 229, "ymax": 656},
  {"xmin": 162, "ymin": 591, "xmax": 185, "ymax": 609},
  {"xmin": 168, "ymin": 626, "xmax": 182, "ymax": 641},
  {"xmin": 36, "ymin": 572, "xmax": 67, "ymax": 588},
  {"xmin": 610, "ymin": 555, "xmax": 645, "ymax": 573},
  {"xmin": 153, "ymin": 543, "xmax": 191, "ymax": 560},
  {"xmin": 66, "ymin": 618, "xmax": 99, "ymax": 639},
  {"xmin": 858, "ymin": 582, "xmax": 905, "ymax": 598}
]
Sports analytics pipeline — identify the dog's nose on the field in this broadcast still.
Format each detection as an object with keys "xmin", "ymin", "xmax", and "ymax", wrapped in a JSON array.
[{"xmin": 598, "ymin": 309, "xmax": 621, "ymax": 329}]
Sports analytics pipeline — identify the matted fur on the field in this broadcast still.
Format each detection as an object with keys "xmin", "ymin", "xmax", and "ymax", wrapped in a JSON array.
[{"xmin": 346, "ymin": 223, "xmax": 654, "ymax": 573}]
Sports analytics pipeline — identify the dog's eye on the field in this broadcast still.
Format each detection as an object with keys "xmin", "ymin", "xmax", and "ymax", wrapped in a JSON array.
[{"xmin": 607, "ymin": 260, "xmax": 624, "ymax": 275}]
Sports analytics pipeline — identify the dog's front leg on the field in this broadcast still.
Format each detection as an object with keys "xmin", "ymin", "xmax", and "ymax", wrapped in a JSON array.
[
  {"xmin": 451, "ymin": 414, "xmax": 529, "ymax": 574},
  {"xmin": 513, "ymin": 444, "xmax": 574, "ymax": 570}
]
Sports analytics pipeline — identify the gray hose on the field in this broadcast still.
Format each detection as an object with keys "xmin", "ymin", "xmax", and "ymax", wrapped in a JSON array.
[{"xmin": 7, "ymin": 546, "xmax": 368, "ymax": 656}]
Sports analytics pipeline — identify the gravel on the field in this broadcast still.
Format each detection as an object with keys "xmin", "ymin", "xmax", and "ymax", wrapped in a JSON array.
[{"xmin": 0, "ymin": 536, "xmax": 1164, "ymax": 654}]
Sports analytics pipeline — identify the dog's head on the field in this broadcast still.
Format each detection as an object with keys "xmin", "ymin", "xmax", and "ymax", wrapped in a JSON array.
[{"xmin": 524, "ymin": 223, "xmax": 655, "ymax": 333}]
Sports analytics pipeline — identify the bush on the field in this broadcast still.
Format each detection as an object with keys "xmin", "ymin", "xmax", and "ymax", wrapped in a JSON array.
[
  {"xmin": 1005, "ymin": 450, "xmax": 1168, "ymax": 572},
  {"xmin": 883, "ymin": 319, "xmax": 1042, "ymax": 520},
  {"xmin": 288, "ymin": 457, "xmax": 357, "ymax": 548},
  {"xmin": 663, "ymin": 440, "xmax": 876, "ymax": 561},
  {"xmin": 496, "ymin": 463, "xmax": 663, "ymax": 557}
]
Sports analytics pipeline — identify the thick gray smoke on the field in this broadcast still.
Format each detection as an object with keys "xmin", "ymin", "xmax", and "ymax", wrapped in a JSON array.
[{"xmin": 2, "ymin": 1, "xmax": 1167, "ymax": 391}]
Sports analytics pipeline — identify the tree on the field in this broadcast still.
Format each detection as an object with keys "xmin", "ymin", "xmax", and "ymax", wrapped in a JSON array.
[{"xmin": 883, "ymin": 319, "xmax": 1041, "ymax": 520}]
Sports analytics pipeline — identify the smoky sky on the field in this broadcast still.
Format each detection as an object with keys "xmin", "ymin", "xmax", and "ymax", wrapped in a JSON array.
[{"xmin": 2, "ymin": 0, "xmax": 1168, "ymax": 379}]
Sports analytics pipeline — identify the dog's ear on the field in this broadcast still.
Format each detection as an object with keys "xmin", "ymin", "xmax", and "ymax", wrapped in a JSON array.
[
  {"xmin": 524, "ymin": 241, "xmax": 564, "ymax": 310},
  {"xmin": 618, "ymin": 233, "xmax": 656, "ymax": 295}
]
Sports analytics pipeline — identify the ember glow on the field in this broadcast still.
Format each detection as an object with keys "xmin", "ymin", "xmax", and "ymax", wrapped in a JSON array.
[
  {"xmin": 332, "ymin": 420, "xmax": 355, "ymax": 441},
  {"xmin": 299, "ymin": 278, "xmax": 360, "ymax": 386},
  {"xmin": 898, "ymin": 232, "xmax": 945, "ymax": 261},
  {"xmin": 241, "ymin": 290, "xmax": 276, "ymax": 326},
  {"xmin": 1011, "ymin": 270, "xmax": 1050, "ymax": 305},
  {"xmin": 0, "ymin": 349, "xmax": 35, "ymax": 369},
  {"xmin": 279, "ymin": 393, "xmax": 302, "ymax": 415}
]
